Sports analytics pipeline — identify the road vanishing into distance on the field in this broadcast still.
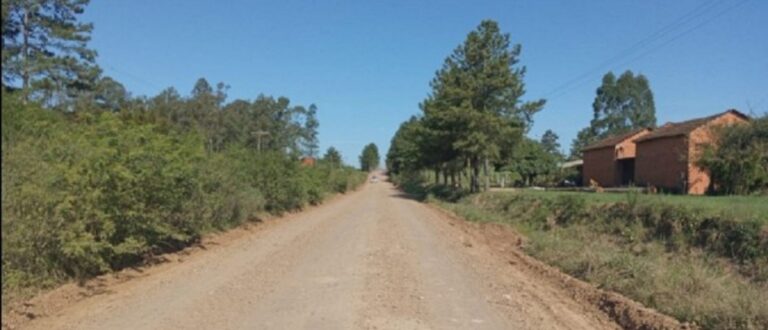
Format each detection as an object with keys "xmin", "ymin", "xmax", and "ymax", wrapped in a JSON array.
[{"xmin": 19, "ymin": 175, "xmax": 628, "ymax": 330}]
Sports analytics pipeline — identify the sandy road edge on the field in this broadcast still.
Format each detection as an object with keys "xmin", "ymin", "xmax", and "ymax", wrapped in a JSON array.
[
  {"xmin": 422, "ymin": 201, "xmax": 696, "ymax": 330},
  {"xmin": 1, "ymin": 186, "xmax": 366, "ymax": 330}
]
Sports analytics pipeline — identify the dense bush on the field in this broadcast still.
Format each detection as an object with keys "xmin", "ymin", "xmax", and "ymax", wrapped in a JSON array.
[
  {"xmin": 1, "ymin": 93, "xmax": 365, "ymax": 297},
  {"xmin": 438, "ymin": 191, "xmax": 768, "ymax": 329},
  {"xmin": 698, "ymin": 114, "xmax": 768, "ymax": 195},
  {"xmin": 389, "ymin": 171, "xmax": 471, "ymax": 202},
  {"xmin": 389, "ymin": 171, "xmax": 427, "ymax": 196},
  {"xmin": 470, "ymin": 192, "xmax": 766, "ymax": 264}
]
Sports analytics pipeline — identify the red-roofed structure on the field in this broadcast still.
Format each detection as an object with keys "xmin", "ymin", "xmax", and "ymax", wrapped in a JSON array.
[
  {"xmin": 582, "ymin": 128, "xmax": 651, "ymax": 187},
  {"xmin": 580, "ymin": 109, "xmax": 749, "ymax": 194},
  {"xmin": 634, "ymin": 109, "xmax": 748, "ymax": 194},
  {"xmin": 300, "ymin": 156, "xmax": 316, "ymax": 167}
]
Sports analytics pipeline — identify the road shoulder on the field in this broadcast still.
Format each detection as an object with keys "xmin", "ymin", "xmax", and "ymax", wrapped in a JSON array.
[{"xmin": 423, "ymin": 201, "xmax": 690, "ymax": 330}]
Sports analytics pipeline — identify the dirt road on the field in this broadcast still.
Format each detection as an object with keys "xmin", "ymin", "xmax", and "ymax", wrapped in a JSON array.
[{"xmin": 17, "ymin": 178, "xmax": 630, "ymax": 330}]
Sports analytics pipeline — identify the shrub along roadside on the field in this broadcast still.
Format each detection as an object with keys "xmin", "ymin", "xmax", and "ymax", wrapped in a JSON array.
[
  {"xmin": 472, "ymin": 192, "xmax": 767, "ymax": 265},
  {"xmin": 1, "ymin": 97, "xmax": 366, "ymax": 305},
  {"xmin": 416, "ymin": 185, "xmax": 767, "ymax": 329}
]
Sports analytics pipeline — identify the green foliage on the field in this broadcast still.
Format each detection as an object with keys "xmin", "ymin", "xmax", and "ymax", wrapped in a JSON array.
[
  {"xmin": 144, "ymin": 81, "xmax": 317, "ymax": 157},
  {"xmin": 2, "ymin": 0, "xmax": 100, "ymax": 105},
  {"xmin": 549, "ymin": 195, "xmax": 586, "ymax": 225},
  {"xmin": 359, "ymin": 142, "xmax": 380, "ymax": 172},
  {"xmin": 1, "ymin": 88, "xmax": 366, "ymax": 300},
  {"xmin": 301, "ymin": 104, "xmax": 319, "ymax": 157},
  {"xmin": 520, "ymin": 190, "xmax": 768, "ymax": 221},
  {"xmin": 570, "ymin": 71, "xmax": 656, "ymax": 158},
  {"xmin": 1, "ymin": 1, "xmax": 361, "ymax": 302},
  {"xmin": 698, "ymin": 114, "xmax": 768, "ymax": 195},
  {"xmin": 322, "ymin": 146, "xmax": 343, "ymax": 168},
  {"xmin": 437, "ymin": 190, "xmax": 767, "ymax": 329},
  {"xmin": 387, "ymin": 20, "xmax": 545, "ymax": 192},
  {"xmin": 457, "ymin": 191, "xmax": 766, "ymax": 265},
  {"xmin": 501, "ymin": 137, "xmax": 559, "ymax": 186},
  {"xmin": 3, "ymin": 104, "xmax": 211, "ymax": 284},
  {"xmin": 388, "ymin": 170, "xmax": 428, "ymax": 196},
  {"xmin": 540, "ymin": 129, "xmax": 562, "ymax": 158},
  {"xmin": 420, "ymin": 20, "xmax": 545, "ymax": 191},
  {"xmin": 386, "ymin": 116, "xmax": 425, "ymax": 175}
]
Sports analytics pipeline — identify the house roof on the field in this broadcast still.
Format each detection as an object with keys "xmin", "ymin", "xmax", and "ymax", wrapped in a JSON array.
[
  {"xmin": 634, "ymin": 109, "xmax": 748, "ymax": 143},
  {"xmin": 559, "ymin": 159, "xmax": 583, "ymax": 169},
  {"xmin": 582, "ymin": 128, "xmax": 650, "ymax": 152}
]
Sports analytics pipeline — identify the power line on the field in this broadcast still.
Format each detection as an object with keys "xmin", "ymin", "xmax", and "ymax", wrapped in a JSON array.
[
  {"xmin": 557, "ymin": 0, "xmax": 751, "ymax": 100},
  {"xmin": 543, "ymin": 0, "xmax": 723, "ymax": 99},
  {"xmin": 612, "ymin": 0, "xmax": 750, "ymax": 73},
  {"xmin": 543, "ymin": 0, "xmax": 749, "ymax": 101},
  {"xmin": 101, "ymin": 60, "xmax": 165, "ymax": 91}
]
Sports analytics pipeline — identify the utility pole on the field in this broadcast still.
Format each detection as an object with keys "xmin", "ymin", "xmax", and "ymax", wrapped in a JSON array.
[{"xmin": 253, "ymin": 130, "xmax": 270, "ymax": 152}]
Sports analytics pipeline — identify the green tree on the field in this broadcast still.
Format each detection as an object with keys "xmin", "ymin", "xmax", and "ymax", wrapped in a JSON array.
[
  {"xmin": 322, "ymin": 147, "xmax": 342, "ymax": 168},
  {"xmin": 386, "ymin": 116, "xmax": 426, "ymax": 176},
  {"xmin": 540, "ymin": 129, "xmax": 562, "ymax": 159},
  {"xmin": 570, "ymin": 71, "xmax": 656, "ymax": 158},
  {"xmin": 250, "ymin": 95, "xmax": 306, "ymax": 155},
  {"xmin": 421, "ymin": 20, "xmax": 545, "ymax": 191},
  {"xmin": 359, "ymin": 143, "xmax": 380, "ymax": 172},
  {"xmin": 301, "ymin": 104, "xmax": 319, "ymax": 157},
  {"xmin": 220, "ymin": 99, "xmax": 251, "ymax": 146},
  {"xmin": 504, "ymin": 138, "xmax": 558, "ymax": 186},
  {"xmin": 698, "ymin": 114, "xmax": 768, "ymax": 195},
  {"xmin": 2, "ymin": 0, "xmax": 100, "ymax": 104},
  {"xmin": 187, "ymin": 78, "xmax": 228, "ymax": 152},
  {"xmin": 92, "ymin": 76, "xmax": 129, "ymax": 111},
  {"xmin": 148, "ymin": 87, "xmax": 184, "ymax": 127}
]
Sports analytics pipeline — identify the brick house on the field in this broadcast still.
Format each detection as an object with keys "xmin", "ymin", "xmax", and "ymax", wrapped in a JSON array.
[
  {"xmin": 300, "ymin": 156, "xmax": 316, "ymax": 167},
  {"xmin": 634, "ymin": 109, "xmax": 749, "ymax": 194},
  {"xmin": 582, "ymin": 128, "xmax": 651, "ymax": 187}
]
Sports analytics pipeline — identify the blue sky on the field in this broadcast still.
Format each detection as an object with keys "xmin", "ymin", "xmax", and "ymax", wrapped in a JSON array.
[{"xmin": 83, "ymin": 0, "xmax": 767, "ymax": 165}]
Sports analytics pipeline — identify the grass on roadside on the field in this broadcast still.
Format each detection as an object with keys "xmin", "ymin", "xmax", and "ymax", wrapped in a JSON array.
[
  {"xmin": 433, "ymin": 189, "xmax": 768, "ymax": 330},
  {"xmin": 519, "ymin": 189, "xmax": 768, "ymax": 223}
]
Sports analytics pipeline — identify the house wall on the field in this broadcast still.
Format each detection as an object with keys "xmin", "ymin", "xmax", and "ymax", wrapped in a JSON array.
[
  {"xmin": 686, "ymin": 112, "xmax": 749, "ymax": 194},
  {"xmin": 635, "ymin": 136, "xmax": 689, "ymax": 192},
  {"xmin": 615, "ymin": 137, "xmax": 639, "ymax": 159},
  {"xmin": 300, "ymin": 157, "xmax": 316, "ymax": 167},
  {"xmin": 583, "ymin": 147, "xmax": 617, "ymax": 187}
]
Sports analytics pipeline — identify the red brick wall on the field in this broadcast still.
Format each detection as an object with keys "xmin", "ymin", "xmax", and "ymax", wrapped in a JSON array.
[
  {"xmin": 300, "ymin": 157, "xmax": 316, "ymax": 167},
  {"xmin": 686, "ymin": 112, "xmax": 749, "ymax": 194},
  {"xmin": 583, "ymin": 147, "xmax": 617, "ymax": 187},
  {"xmin": 615, "ymin": 130, "xmax": 648, "ymax": 159},
  {"xmin": 635, "ymin": 136, "xmax": 688, "ymax": 192},
  {"xmin": 615, "ymin": 140, "xmax": 636, "ymax": 160}
]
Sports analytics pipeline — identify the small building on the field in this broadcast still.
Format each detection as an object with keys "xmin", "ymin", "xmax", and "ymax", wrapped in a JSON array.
[
  {"xmin": 634, "ymin": 109, "xmax": 748, "ymax": 194},
  {"xmin": 559, "ymin": 159, "xmax": 584, "ymax": 170},
  {"xmin": 300, "ymin": 156, "xmax": 316, "ymax": 167},
  {"xmin": 559, "ymin": 159, "xmax": 584, "ymax": 186},
  {"xmin": 582, "ymin": 128, "xmax": 651, "ymax": 187}
]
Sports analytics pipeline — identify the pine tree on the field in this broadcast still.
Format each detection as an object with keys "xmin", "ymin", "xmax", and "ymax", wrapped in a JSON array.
[
  {"xmin": 359, "ymin": 143, "xmax": 380, "ymax": 172},
  {"xmin": 386, "ymin": 116, "xmax": 425, "ymax": 175},
  {"xmin": 421, "ymin": 20, "xmax": 545, "ymax": 191},
  {"xmin": 540, "ymin": 129, "xmax": 562, "ymax": 159},
  {"xmin": 2, "ymin": 0, "xmax": 100, "ymax": 104},
  {"xmin": 301, "ymin": 104, "xmax": 319, "ymax": 157},
  {"xmin": 323, "ymin": 147, "xmax": 342, "ymax": 168}
]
